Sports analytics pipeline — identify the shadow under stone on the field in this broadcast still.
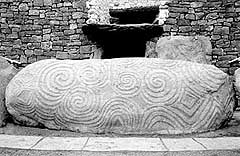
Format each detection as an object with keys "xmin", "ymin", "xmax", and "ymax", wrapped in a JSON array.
[{"xmin": 82, "ymin": 24, "xmax": 163, "ymax": 59}]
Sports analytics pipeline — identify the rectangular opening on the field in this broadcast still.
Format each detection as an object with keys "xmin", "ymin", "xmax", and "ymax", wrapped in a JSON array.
[{"xmin": 109, "ymin": 6, "xmax": 160, "ymax": 24}]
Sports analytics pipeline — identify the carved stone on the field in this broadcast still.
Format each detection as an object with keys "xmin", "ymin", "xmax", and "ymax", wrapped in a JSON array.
[
  {"xmin": 0, "ymin": 57, "xmax": 18, "ymax": 127},
  {"xmin": 156, "ymin": 36, "xmax": 212, "ymax": 64},
  {"xmin": 6, "ymin": 58, "xmax": 235, "ymax": 134}
]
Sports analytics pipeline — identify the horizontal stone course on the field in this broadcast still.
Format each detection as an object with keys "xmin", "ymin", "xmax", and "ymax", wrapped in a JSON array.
[
  {"xmin": 0, "ymin": 0, "xmax": 94, "ymax": 64},
  {"xmin": 162, "ymin": 0, "xmax": 239, "ymax": 80}
]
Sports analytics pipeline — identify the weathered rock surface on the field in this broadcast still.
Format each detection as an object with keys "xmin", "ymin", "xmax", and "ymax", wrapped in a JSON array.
[
  {"xmin": 6, "ymin": 58, "xmax": 235, "ymax": 134},
  {"xmin": 234, "ymin": 68, "xmax": 240, "ymax": 110},
  {"xmin": 156, "ymin": 36, "xmax": 212, "ymax": 64},
  {"xmin": 234, "ymin": 68, "xmax": 240, "ymax": 92},
  {"xmin": 0, "ymin": 57, "xmax": 19, "ymax": 127}
]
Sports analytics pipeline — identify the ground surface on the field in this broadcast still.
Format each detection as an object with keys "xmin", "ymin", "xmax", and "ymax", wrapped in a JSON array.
[
  {"xmin": 1, "ymin": 149, "xmax": 240, "ymax": 156},
  {"xmin": 0, "ymin": 111, "xmax": 239, "ymax": 156},
  {"xmin": 0, "ymin": 111, "xmax": 240, "ymax": 138}
]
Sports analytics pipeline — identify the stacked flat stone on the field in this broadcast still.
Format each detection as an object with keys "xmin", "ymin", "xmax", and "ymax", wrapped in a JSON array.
[
  {"xmin": 6, "ymin": 58, "xmax": 235, "ymax": 134},
  {"xmin": 163, "ymin": 0, "xmax": 239, "ymax": 74},
  {"xmin": 0, "ymin": 0, "xmax": 99, "ymax": 63}
]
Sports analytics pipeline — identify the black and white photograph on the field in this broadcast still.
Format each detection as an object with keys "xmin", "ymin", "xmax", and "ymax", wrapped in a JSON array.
[{"xmin": 0, "ymin": 0, "xmax": 240, "ymax": 155}]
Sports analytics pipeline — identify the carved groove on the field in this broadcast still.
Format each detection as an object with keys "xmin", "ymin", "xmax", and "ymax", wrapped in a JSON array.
[{"xmin": 6, "ymin": 58, "xmax": 235, "ymax": 134}]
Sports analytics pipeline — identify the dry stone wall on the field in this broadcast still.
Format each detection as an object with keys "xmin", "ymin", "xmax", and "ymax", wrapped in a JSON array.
[
  {"xmin": 0, "ymin": 0, "xmax": 240, "ymax": 75},
  {"xmin": 86, "ymin": 0, "xmax": 169, "ymax": 24},
  {"xmin": 0, "ymin": 0, "xmax": 101, "ymax": 66},
  {"xmin": 163, "ymin": 0, "xmax": 240, "ymax": 75}
]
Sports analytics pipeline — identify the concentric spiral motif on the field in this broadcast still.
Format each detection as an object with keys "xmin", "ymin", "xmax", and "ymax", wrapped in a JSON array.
[
  {"xmin": 5, "ymin": 58, "xmax": 235, "ymax": 135},
  {"xmin": 55, "ymin": 85, "xmax": 100, "ymax": 126},
  {"xmin": 36, "ymin": 61, "xmax": 77, "ymax": 115},
  {"xmin": 141, "ymin": 69, "xmax": 183, "ymax": 105},
  {"xmin": 112, "ymin": 71, "xmax": 141, "ymax": 97},
  {"xmin": 77, "ymin": 61, "xmax": 109, "ymax": 88}
]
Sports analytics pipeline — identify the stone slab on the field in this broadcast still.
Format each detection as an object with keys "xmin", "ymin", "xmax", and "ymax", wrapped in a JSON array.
[
  {"xmin": 0, "ymin": 57, "xmax": 19, "ymax": 127},
  {"xmin": 156, "ymin": 36, "xmax": 212, "ymax": 64},
  {"xmin": 32, "ymin": 137, "xmax": 88, "ymax": 150},
  {"xmin": 0, "ymin": 134, "xmax": 42, "ymax": 149},
  {"xmin": 161, "ymin": 138, "xmax": 206, "ymax": 151},
  {"xmin": 0, "ymin": 135, "xmax": 239, "ymax": 151},
  {"xmin": 195, "ymin": 137, "xmax": 240, "ymax": 150},
  {"xmin": 6, "ymin": 58, "xmax": 235, "ymax": 134},
  {"xmin": 83, "ymin": 137, "xmax": 166, "ymax": 151}
]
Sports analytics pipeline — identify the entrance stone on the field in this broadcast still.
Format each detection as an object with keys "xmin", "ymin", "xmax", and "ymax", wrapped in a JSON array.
[
  {"xmin": 6, "ymin": 58, "xmax": 235, "ymax": 134},
  {"xmin": 156, "ymin": 36, "xmax": 211, "ymax": 64},
  {"xmin": 0, "ymin": 57, "xmax": 19, "ymax": 127}
]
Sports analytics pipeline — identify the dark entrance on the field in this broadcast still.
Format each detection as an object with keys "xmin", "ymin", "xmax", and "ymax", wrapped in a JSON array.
[
  {"xmin": 83, "ymin": 6, "xmax": 163, "ymax": 59},
  {"xmin": 98, "ymin": 29, "xmax": 151, "ymax": 59},
  {"xmin": 109, "ymin": 5, "xmax": 160, "ymax": 24}
]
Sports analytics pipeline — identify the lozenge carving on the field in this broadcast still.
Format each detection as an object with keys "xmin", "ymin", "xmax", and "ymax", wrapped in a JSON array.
[{"xmin": 6, "ymin": 58, "xmax": 235, "ymax": 134}]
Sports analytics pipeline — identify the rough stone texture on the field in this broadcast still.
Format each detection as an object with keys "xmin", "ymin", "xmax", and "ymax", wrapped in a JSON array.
[
  {"xmin": 234, "ymin": 68, "xmax": 240, "ymax": 92},
  {"xmin": 234, "ymin": 68, "xmax": 240, "ymax": 110},
  {"xmin": 155, "ymin": 36, "xmax": 211, "ymax": 64},
  {"xmin": 86, "ymin": 0, "xmax": 170, "ymax": 24},
  {"xmin": 0, "ymin": 57, "xmax": 18, "ymax": 127},
  {"xmin": 1, "ymin": 0, "xmax": 240, "ymax": 108},
  {"xmin": 163, "ymin": 0, "xmax": 239, "ymax": 75},
  {"xmin": 0, "ymin": 0, "xmax": 95, "ymax": 65},
  {"xmin": 0, "ymin": 0, "xmax": 239, "ymax": 74},
  {"xmin": 6, "ymin": 58, "xmax": 235, "ymax": 134}
]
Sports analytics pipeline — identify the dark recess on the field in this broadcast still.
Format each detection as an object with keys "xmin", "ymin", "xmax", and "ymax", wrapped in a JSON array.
[
  {"xmin": 83, "ymin": 24, "xmax": 163, "ymax": 59},
  {"xmin": 109, "ymin": 6, "xmax": 160, "ymax": 24},
  {"xmin": 83, "ymin": 5, "xmax": 162, "ymax": 59}
]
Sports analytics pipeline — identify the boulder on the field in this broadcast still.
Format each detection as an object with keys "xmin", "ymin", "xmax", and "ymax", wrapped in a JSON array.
[
  {"xmin": 234, "ymin": 68, "xmax": 240, "ymax": 92},
  {"xmin": 0, "ymin": 57, "xmax": 19, "ymax": 127},
  {"xmin": 6, "ymin": 58, "xmax": 235, "ymax": 134},
  {"xmin": 234, "ymin": 68, "xmax": 240, "ymax": 109},
  {"xmin": 156, "ymin": 36, "xmax": 211, "ymax": 64}
]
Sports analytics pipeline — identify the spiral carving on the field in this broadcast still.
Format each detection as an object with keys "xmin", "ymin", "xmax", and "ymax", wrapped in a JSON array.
[
  {"xmin": 112, "ymin": 71, "xmax": 141, "ymax": 97},
  {"xmin": 141, "ymin": 69, "xmax": 183, "ymax": 105},
  {"xmin": 5, "ymin": 58, "xmax": 235, "ymax": 135},
  {"xmin": 37, "ymin": 61, "xmax": 77, "ymax": 106},
  {"xmin": 77, "ymin": 61, "xmax": 109, "ymax": 88},
  {"xmin": 56, "ymin": 85, "xmax": 100, "ymax": 126}
]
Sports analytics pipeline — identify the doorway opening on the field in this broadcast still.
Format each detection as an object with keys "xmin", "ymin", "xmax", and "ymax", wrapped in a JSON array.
[
  {"xmin": 83, "ymin": 6, "xmax": 163, "ymax": 59},
  {"xmin": 109, "ymin": 6, "xmax": 160, "ymax": 24}
]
